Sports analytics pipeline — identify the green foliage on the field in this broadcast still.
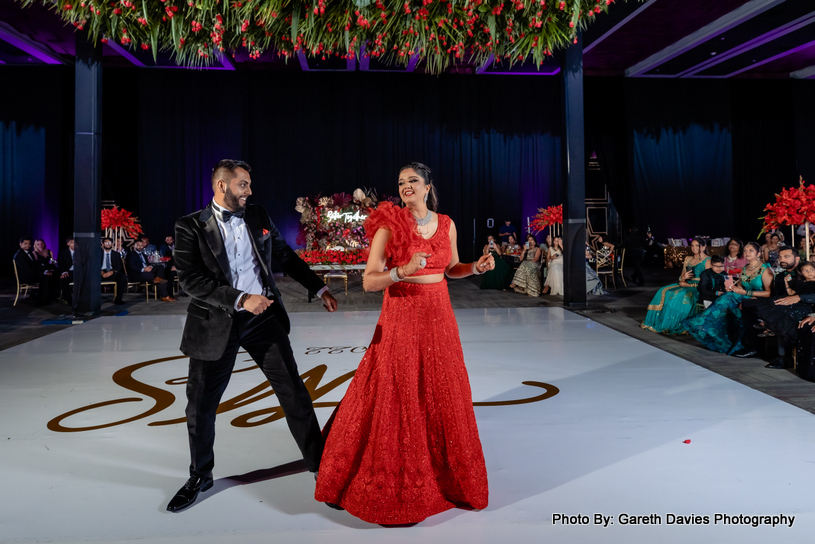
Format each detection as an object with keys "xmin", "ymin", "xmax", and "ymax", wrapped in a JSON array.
[{"xmin": 24, "ymin": 0, "xmax": 624, "ymax": 72}]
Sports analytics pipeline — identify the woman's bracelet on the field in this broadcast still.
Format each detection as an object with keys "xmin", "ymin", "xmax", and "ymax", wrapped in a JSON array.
[
  {"xmin": 389, "ymin": 267, "xmax": 402, "ymax": 283},
  {"xmin": 472, "ymin": 262, "xmax": 484, "ymax": 276},
  {"xmin": 746, "ymin": 289, "xmax": 753, "ymax": 297}
]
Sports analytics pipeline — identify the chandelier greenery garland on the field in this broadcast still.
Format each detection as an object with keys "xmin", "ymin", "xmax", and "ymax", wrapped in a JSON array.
[{"xmin": 23, "ymin": 0, "xmax": 620, "ymax": 72}]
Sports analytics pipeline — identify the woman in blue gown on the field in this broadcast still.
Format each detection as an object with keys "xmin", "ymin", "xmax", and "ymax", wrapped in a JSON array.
[
  {"xmin": 641, "ymin": 238, "xmax": 710, "ymax": 334},
  {"xmin": 681, "ymin": 241, "xmax": 773, "ymax": 354}
]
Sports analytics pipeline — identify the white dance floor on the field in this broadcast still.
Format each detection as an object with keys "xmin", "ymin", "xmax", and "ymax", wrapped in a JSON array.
[{"xmin": 2, "ymin": 307, "xmax": 815, "ymax": 543}]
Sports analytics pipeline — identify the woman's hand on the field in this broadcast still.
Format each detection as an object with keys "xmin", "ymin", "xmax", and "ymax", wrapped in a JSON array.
[
  {"xmin": 402, "ymin": 252, "xmax": 432, "ymax": 277},
  {"xmin": 680, "ymin": 270, "xmax": 694, "ymax": 281},
  {"xmin": 475, "ymin": 254, "xmax": 495, "ymax": 273}
]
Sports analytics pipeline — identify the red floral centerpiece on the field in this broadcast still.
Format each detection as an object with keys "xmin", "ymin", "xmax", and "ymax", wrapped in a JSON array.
[
  {"xmin": 760, "ymin": 176, "xmax": 815, "ymax": 259},
  {"xmin": 101, "ymin": 206, "xmax": 143, "ymax": 248},
  {"xmin": 530, "ymin": 204, "xmax": 563, "ymax": 235}
]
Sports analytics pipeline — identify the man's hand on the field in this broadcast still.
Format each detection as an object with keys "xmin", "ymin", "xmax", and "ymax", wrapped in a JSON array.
[
  {"xmin": 61, "ymin": 272, "xmax": 69, "ymax": 279},
  {"xmin": 242, "ymin": 294, "xmax": 273, "ymax": 315},
  {"xmin": 101, "ymin": 270, "xmax": 112, "ymax": 278},
  {"xmin": 321, "ymin": 291, "xmax": 338, "ymax": 312},
  {"xmin": 144, "ymin": 265, "xmax": 153, "ymax": 273},
  {"xmin": 775, "ymin": 295, "xmax": 801, "ymax": 306},
  {"xmin": 799, "ymin": 315, "xmax": 815, "ymax": 329}
]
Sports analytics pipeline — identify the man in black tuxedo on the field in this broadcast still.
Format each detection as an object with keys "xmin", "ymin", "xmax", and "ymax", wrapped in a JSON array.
[
  {"xmin": 101, "ymin": 237, "xmax": 128, "ymax": 305},
  {"xmin": 57, "ymin": 237, "xmax": 75, "ymax": 303},
  {"xmin": 733, "ymin": 246, "xmax": 802, "ymax": 368},
  {"xmin": 125, "ymin": 239, "xmax": 175, "ymax": 301},
  {"xmin": 166, "ymin": 159, "xmax": 338, "ymax": 512},
  {"xmin": 14, "ymin": 236, "xmax": 56, "ymax": 303}
]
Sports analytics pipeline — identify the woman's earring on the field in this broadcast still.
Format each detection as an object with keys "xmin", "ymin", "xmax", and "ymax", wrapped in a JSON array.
[{"xmin": 424, "ymin": 193, "xmax": 428, "ymax": 203}]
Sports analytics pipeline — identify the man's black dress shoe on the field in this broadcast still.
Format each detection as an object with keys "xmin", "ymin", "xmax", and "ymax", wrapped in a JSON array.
[
  {"xmin": 325, "ymin": 502, "xmax": 345, "ymax": 511},
  {"xmin": 166, "ymin": 474, "xmax": 213, "ymax": 512},
  {"xmin": 765, "ymin": 357, "xmax": 790, "ymax": 369},
  {"xmin": 113, "ymin": 299, "xmax": 126, "ymax": 305}
]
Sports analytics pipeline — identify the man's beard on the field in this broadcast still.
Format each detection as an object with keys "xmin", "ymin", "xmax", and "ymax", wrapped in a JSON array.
[
  {"xmin": 780, "ymin": 259, "xmax": 798, "ymax": 270},
  {"xmin": 224, "ymin": 186, "xmax": 246, "ymax": 211}
]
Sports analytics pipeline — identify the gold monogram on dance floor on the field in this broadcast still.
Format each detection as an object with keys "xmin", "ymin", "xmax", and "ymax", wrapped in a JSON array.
[{"xmin": 47, "ymin": 349, "xmax": 559, "ymax": 433}]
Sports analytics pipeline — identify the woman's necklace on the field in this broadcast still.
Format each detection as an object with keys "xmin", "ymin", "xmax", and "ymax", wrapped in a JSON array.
[
  {"xmin": 414, "ymin": 210, "xmax": 433, "ymax": 235},
  {"xmin": 726, "ymin": 255, "xmax": 738, "ymax": 263}
]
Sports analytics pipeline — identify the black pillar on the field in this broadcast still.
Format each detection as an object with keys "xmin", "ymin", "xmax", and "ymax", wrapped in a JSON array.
[
  {"xmin": 73, "ymin": 34, "xmax": 103, "ymax": 317},
  {"xmin": 561, "ymin": 32, "xmax": 587, "ymax": 308}
]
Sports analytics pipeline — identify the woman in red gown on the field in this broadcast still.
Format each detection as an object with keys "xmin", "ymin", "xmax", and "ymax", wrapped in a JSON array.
[{"xmin": 315, "ymin": 162, "xmax": 493, "ymax": 525}]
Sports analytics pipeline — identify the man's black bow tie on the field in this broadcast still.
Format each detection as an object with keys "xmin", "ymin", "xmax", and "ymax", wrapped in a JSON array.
[{"xmin": 221, "ymin": 209, "xmax": 245, "ymax": 222}]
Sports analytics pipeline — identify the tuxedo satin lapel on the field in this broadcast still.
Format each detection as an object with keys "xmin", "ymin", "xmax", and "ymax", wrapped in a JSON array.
[
  {"xmin": 200, "ymin": 206, "xmax": 233, "ymax": 284},
  {"xmin": 244, "ymin": 210, "xmax": 271, "ymax": 278}
]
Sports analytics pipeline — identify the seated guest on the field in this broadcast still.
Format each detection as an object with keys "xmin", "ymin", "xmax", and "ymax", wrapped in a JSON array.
[
  {"xmin": 753, "ymin": 262, "xmax": 815, "ymax": 369},
  {"xmin": 159, "ymin": 235, "xmax": 175, "ymax": 258},
  {"xmin": 541, "ymin": 236, "xmax": 564, "ymax": 296},
  {"xmin": 57, "ymin": 238, "xmax": 75, "ymax": 303},
  {"xmin": 698, "ymin": 255, "xmax": 727, "ymax": 308},
  {"xmin": 510, "ymin": 235, "xmax": 542, "ymax": 297},
  {"xmin": 591, "ymin": 234, "xmax": 615, "ymax": 254},
  {"xmin": 585, "ymin": 246, "xmax": 605, "ymax": 295},
  {"xmin": 505, "ymin": 234, "xmax": 521, "ymax": 256},
  {"xmin": 733, "ymin": 246, "xmax": 801, "ymax": 366},
  {"xmin": 33, "ymin": 239, "xmax": 56, "ymax": 270},
  {"xmin": 643, "ymin": 229, "xmax": 666, "ymax": 266},
  {"xmin": 480, "ymin": 235, "xmax": 514, "ymax": 290},
  {"xmin": 625, "ymin": 227, "xmax": 645, "ymax": 286},
  {"xmin": 499, "ymin": 220, "xmax": 517, "ymax": 247},
  {"xmin": 140, "ymin": 235, "xmax": 158, "ymax": 255},
  {"xmin": 126, "ymin": 238, "xmax": 175, "ymax": 301},
  {"xmin": 681, "ymin": 241, "xmax": 772, "ymax": 354},
  {"xmin": 14, "ymin": 236, "xmax": 56, "ymax": 303},
  {"xmin": 763, "ymin": 232, "xmax": 782, "ymax": 268},
  {"xmin": 641, "ymin": 237, "xmax": 710, "ymax": 334},
  {"xmin": 101, "ymin": 237, "xmax": 128, "ymax": 305},
  {"xmin": 794, "ymin": 308, "xmax": 815, "ymax": 381},
  {"xmin": 722, "ymin": 238, "xmax": 747, "ymax": 274}
]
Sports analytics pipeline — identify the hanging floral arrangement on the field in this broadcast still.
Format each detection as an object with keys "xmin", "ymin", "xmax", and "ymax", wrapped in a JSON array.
[{"xmin": 24, "ymin": 0, "xmax": 623, "ymax": 73}]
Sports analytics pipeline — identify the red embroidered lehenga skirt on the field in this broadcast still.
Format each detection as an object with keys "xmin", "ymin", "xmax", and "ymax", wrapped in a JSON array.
[{"xmin": 315, "ymin": 280, "xmax": 489, "ymax": 524}]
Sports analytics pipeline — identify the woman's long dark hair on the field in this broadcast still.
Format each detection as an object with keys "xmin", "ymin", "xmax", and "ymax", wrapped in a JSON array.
[
  {"xmin": 727, "ymin": 237, "xmax": 744, "ymax": 258},
  {"xmin": 692, "ymin": 237, "xmax": 709, "ymax": 255},
  {"xmin": 400, "ymin": 162, "xmax": 438, "ymax": 212}
]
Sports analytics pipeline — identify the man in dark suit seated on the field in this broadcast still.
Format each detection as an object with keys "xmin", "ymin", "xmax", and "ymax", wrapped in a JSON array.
[
  {"xmin": 14, "ymin": 236, "xmax": 56, "ymax": 304},
  {"xmin": 166, "ymin": 159, "xmax": 338, "ymax": 512},
  {"xmin": 159, "ymin": 235, "xmax": 178, "ymax": 291},
  {"xmin": 126, "ymin": 238, "xmax": 175, "ymax": 301},
  {"xmin": 733, "ymin": 246, "xmax": 803, "ymax": 368},
  {"xmin": 57, "ymin": 237, "xmax": 75, "ymax": 303},
  {"xmin": 101, "ymin": 237, "xmax": 128, "ymax": 305}
]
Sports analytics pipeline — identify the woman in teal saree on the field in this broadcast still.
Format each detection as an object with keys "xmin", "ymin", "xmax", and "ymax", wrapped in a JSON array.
[
  {"xmin": 681, "ymin": 241, "xmax": 773, "ymax": 355},
  {"xmin": 641, "ymin": 238, "xmax": 710, "ymax": 334}
]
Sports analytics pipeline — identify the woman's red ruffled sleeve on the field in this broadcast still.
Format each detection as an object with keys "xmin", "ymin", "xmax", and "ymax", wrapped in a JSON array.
[{"xmin": 364, "ymin": 202, "xmax": 419, "ymax": 266}]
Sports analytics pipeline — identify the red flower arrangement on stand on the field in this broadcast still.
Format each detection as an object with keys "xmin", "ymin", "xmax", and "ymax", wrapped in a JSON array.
[
  {"xmin": 530, "ymin": 204, "xmax": 563, "ymax": 237},
  {"xmin": 101, "ymin": 206, "xmax": 143, "ymax": 249},
  {"xmin": 760, "ymin": 176, "xmax": 815, "ymax": 261}
]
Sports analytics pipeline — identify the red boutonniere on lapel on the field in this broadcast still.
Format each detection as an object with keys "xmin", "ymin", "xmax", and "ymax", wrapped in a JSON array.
[{"xmin": 263, "ymin": 229, "xmax": 269, "ymax": 236}]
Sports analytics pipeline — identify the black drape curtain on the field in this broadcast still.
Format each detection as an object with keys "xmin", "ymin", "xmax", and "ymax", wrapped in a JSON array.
[
  {"xmin": 731, "ymin": 79, "xmax": 798, "ymax": 244},
  {"xmin": 132, "ymin": 71, "xmax": 563, "ymax": 261},
  {"xmin": 585, "ymin": 78, "xmax": 633, "ymax": 229},
  {"xmin": 624, "ymin": 79, "xmax": 734, "ymax": 241},
  {"xmin": 0, "ymin": 66, "xmax": 74, "ymax": 279},
  {"xmin": 9, "ymin": 66, "xmax": 815, "ymax": 280}
]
